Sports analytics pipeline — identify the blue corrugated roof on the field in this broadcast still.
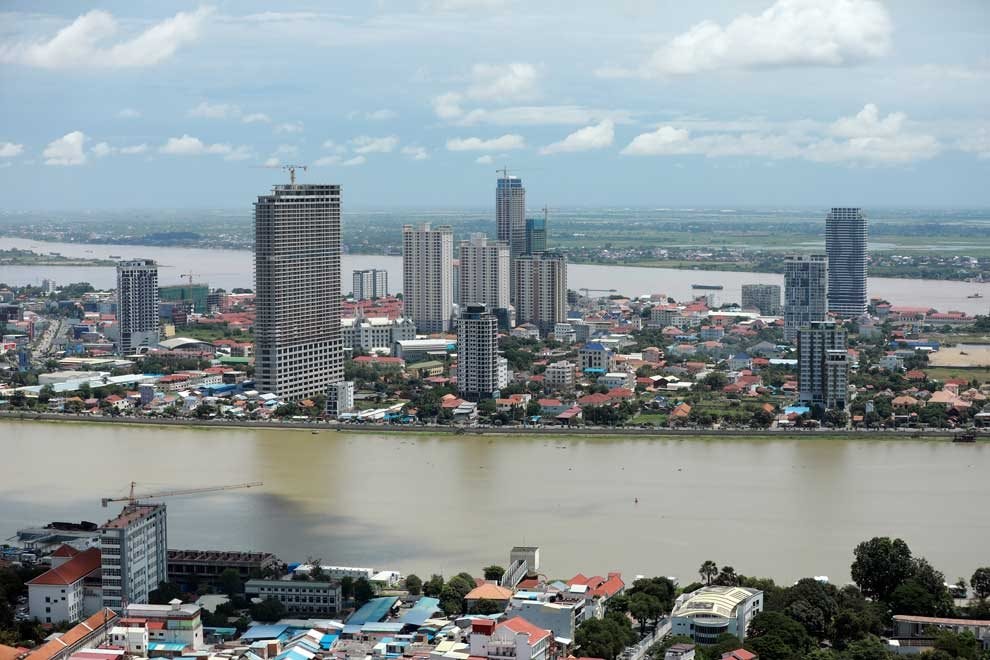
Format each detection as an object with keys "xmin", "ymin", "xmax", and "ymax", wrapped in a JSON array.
[
  {"xmin": 397, "ymin": 597, "xmax": 440, "ymax": 626},
  {"xmin": 148, "ymin": 642, "xmax": 187, "ymax": 651},
  {"xmin": 241, "ymin": 624, "xmax": 291, "ymax": 640},
  {"xmin": 347, "ymin": 597, "xmax": 399, "ymax": 625}
]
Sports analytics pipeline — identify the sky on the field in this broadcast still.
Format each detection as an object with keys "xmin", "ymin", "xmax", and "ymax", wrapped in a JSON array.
[{"xmin": 0, "ymin": 0, "xmax": 988, "ymax": 210}]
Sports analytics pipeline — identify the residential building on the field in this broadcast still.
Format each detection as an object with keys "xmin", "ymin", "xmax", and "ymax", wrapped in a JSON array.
[
  {"xmin": 465, "ymin": 583, "xmax": 513, "ymax": 613},
  {"xmin": 352, "ymin": 269, "xmax": 389, "ymax": 301},
  {"xmin": 254, "ymin": 183, "xmax": 344, "ymax": 400},
  {"xmin": 11, "ymin": 608, "xmax": 119, "ymax": 660},
  {"xmin": 27, "ymin": 546, "xmax": 102, "ymax": 624},
  {"xmin": 891, "ymin": 614, "xmax": 990, "ymax": 652},
  {"xmin": 403, "ymin": 223, "xmax": 454, "ymax": 333},
  {"xmin": 563, "ymin": 572, "xmax": 625, "ymax": 621},
  {"xmin": 553, "ymin": 322, "xmax": 576, "ymax": 344},
  {"xmin": 670, "ymin": 586, "xmax": 763, "ymax": 643},
  {"xmin": 784, "ymin": 255, "xmax": 828, "ymax": 342},
  {"xmin": 513, "ymin": 252, "xmax": 567, "ymax": 334},
  {"xmin": 798, "ymin": 321, "xmax": 849, "ymax": 411},
  {"xmin": 544, "ymin": 360, "xmax": 576, "ymax": 391},
  {"xmin": 826, "ymin": 207, "xmax": 868, "ymax": 317},
  {"xmin": 331, "ymin": 380, "xmax": 355, "ymax": 415},
  {"xmin": 166, "ymin": 549, "xmax": 279, "ymax": 587},
  {"xmin": 340, "ymin": 316, "xmax": 416, "ymax": 353},
  {"xmin": 457, "ymin": 304, "xmax": 501, "ymax": 400},
  {"xmin": 100, "ymin": 503, "xmax": 168, "ymax": 610},
  {"xmin": 113, "ymin": 600, "xmax": 205, "ymax": 651},
  {"xmin": 665, "ymin": 644, "xmax": 696, "ymax": 660},
  {"xmin": 116, "ymin": 259, "xmax": 160, "ymax": 354},
  {"xmin": 459, "ymin": 234, "xmax": 511, "ymax": 314},
  {"xmin": 244, "ymin": 578, "xmax": 342, "ymax": 616},
  {"xmin": 579, "ymin": 342, "xmax": 615, "ymax": 374},
  {"xmin": 469, "ymin": 617, "xmax": 552, "ymax": 660},
  {"xmin": 525, "ymin": 216, "xmax": 547, "ymax": 255},
  {"xmin": 496, "ymin": 175, "xmax": 527, "ymax": 262},
  {"xmin": 159, "ymin": 284, "xmax": 209, "ymax": 314},
  {"xmin": 740, "ymin": 284, "xmax": 781, "ymax": 316},
  {"xmin": 507, "ymin": 598, "xmax": 580, "ymax": 641}
]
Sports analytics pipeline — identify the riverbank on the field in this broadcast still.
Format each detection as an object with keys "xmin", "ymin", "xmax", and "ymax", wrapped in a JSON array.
[{"xmin": 2, "ymin": 411, "xmax": 984, "ymax": 441}]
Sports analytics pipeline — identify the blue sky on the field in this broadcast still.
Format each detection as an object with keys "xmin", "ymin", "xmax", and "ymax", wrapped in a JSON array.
[{"xmin": 0, "ymin": 0, "xmax": 988, "ymax": 209}]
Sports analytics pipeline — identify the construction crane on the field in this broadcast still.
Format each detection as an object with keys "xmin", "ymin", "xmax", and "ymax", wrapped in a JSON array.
[
  {"xmin": 254, "ymin": 163, "xmax": 308, "ymax": 184},
  {"xmin": 181, "ymin": 271, "xmax": 200, "ymax": 285},
  {"xmin": 581, "ymin": 288, "xmax": 617, "ymax": 298},
  {"xmin": 101, "ymin": 481, "xmax": 263, "ymax": 508}
]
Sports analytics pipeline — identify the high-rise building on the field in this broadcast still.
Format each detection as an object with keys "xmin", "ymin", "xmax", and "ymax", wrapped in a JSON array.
[
  {"xmin": 100, "ymin": 503, "xmax": 168, "ymax": 609},
  {"xmin": 826, "ymin": 207, "xmax": 868, "ymax": 317},
  {"xmin": 459, "ymin": 234, "xmax": 510, "ymax": 313},
  {"xmin": 457, "ymin": 303, "xmax": 502, "ymax": 400},
  {"xmin": 513, "ymin": 252, "xmax": 567, "ymax": 334},
  {"xmin": 740, "ymin": 284, "xmax": 782, "ymax": 316},
  {"xmin": 784, "ymin": 255, "xmax": 828, "ymax": 342},
  {"xmin": 403, "ymin": 223, "xmax": 453, "ymax": 333},
  {"xmin": 497, "ymin": 175, "xmax": 526, "ymax": 259},
  {"xmin": 254, "ymin": 183, "xmax": 344, "ymax": 400},
  {"xmin": 159, "ymin": 284, "xmax": 209, "ymax": 314},
  {"xmin": 351, "ymin": 269, "xmax": 388, "ymax": 300},
  {"xmin": 524, "ymin": 216, "xmax": 547, "ymax": 254},
  {"xmin": 798, "ymin": 320, "xmax": 849, "ymax": 411},
  {"xmin": 116, "ymin": 259, "xmax": 160, "ymax": 354}
]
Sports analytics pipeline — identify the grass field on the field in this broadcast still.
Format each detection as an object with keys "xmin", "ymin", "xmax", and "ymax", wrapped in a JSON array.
[{"xmin": 924, "ymin": 366, "xmax": 990, "ymax": 383}]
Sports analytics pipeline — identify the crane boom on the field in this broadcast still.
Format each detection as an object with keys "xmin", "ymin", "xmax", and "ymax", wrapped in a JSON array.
[{"xmin": 101, "ymin": 481, "xmax": 263, "ymax": 507}]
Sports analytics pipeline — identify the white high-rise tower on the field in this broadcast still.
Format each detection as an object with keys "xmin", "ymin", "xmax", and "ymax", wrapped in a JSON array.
[
  {"xmin": 459, "ymin": 233, "xmax": 510, "ymax": 312},
  {"xmin": 784, "ymin": 254, "xmax": 828, "ymax": 342},
  {"xmin": 116, "ymin": 259, "xmax": 160, "ymax": 355},
  {"xmin": 826, "ymin": 207, "xmax": 868, "ymax": 317},
  {"xmin": 403, "ymin": 223, "xmax": 454, "ymax": 333}
]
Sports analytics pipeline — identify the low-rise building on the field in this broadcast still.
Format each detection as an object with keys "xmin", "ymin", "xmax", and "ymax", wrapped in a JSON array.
[
  {"xmin": 469, "ymin": 617, "xmax": 552, "ymax": 660},
  {"xmin": 245, "ymin": 578, "xmax": 342, "ymax": 616},
  {"xmin": 579, "ymin": 343, "xmax": 615, "ymax": 375},
  {"xmin": 27, "ymin": 546, "xmax": 102, "ymax": 625},
  {"xmin": 670, "ymin": 586, "xmax": 763, "ymax": 643},
  {"xmin": 597, "ymin": 372, "xmax": 634, "ymax": 390},
  {"xmin": 341, "ymin": 317, "xmax": 416, "ymax": 353},
  {"xmin": 166, "ymin": 549, "xmax": 279, "ymax": 587},
  {"xmin": 116, "ymin": 600, "xmax": 205, "ymax": 651},
  {"xmin": 544, "ymin": 361, "xmax": 576, "ymax": 391}
]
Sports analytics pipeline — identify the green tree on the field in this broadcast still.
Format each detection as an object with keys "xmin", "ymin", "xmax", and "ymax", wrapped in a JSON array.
[
  {"xmin": 931, "ymin": 629, "xmax": 981, "ymax": 660},
  {"xmin": 440, "ymin": 584, "xmax": 465, "ymax": 616},
  {"xmin": 251, "ymin": 597, "xmax": 287, "ymax": 623},
  {"xmin": 850, "ymin": 537, "xmax": 914, "ymax": 602},
  {"xmin": 149, "ymin": 581, "xmax": 183, "ymax": 604},
  {"xmin": 353, "ymin": 577, "xmax": 375, "ymax": 605},
  {"xmin": 423, "ymin": 574, "xmax": 445, "ymax": 597},
  {"xmin": 628, "ymin": 592, "xmax": 661, "ymax": 634},
  {"xmin": 842, "ymin": 635, "xmax": 892, "ymax": 660},
  {"xmin": 575, "ymin": 612, "xmax": 637, "ymax": 660},
  {"xmin": 714, "ymin": 565, "xmax": 740, "ymax": 586},
  {"xmin": 971, "ymin": 567, "xmax": 990, "ymax": 599},
  {"xmin": 483, "ymin": 565, "xmax": 506, "ymax": 582},
  {"xmin": 473, "ymin": 598, "xmax": 504, "ymax": 615},
  {"xmin": 700, "ymin": 560, "xmax": 718, "ymax": 585},
  {"xmin": 746, "ymin": 611, "xmax": 813, "ymax": 660},
  {"xmin": 405, "ymin": 574, "xmax": 422, "ymax": 595},
  {"xmin": 218, "ymin": 569, "xmax": 243, "ymax": 597},
  {"xmin": 340, "ymin": 576, "xmax": 354, "ymax": 600}
]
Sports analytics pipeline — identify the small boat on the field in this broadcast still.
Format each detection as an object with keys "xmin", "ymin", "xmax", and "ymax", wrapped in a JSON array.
[{"xmin": 967, "ymin": 293, "xmax": 983, "ymax": 299}]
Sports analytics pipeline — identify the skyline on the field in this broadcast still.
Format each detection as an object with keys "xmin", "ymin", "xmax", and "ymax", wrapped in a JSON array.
[{"xmin": 0, "ymin": 1, "xmax": 987, "ymax": 209}]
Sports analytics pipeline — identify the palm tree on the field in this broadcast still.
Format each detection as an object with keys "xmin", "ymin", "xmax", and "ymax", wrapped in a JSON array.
[{"xmin": 699, "ymin": 560, "xmax": 718, "ymax": 585}]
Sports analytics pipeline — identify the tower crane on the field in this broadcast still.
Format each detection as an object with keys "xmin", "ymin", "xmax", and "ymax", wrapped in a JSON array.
[
  {"xmin": 181, "ymin": 271, "xmax": 200, "ymax": 285},
  {"xmin": 101, "ymin": 481, "xmax": 263, "ymax": 508},
  {"xmin": 253, "ymin": 164, "xmax": 308, "ymax": 184},
  {"xmin": 580, "ymin": 288, "xmax": 617, "ymax": 298}
]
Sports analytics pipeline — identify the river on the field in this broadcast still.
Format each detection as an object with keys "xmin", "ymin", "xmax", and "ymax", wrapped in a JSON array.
[
  {"xmin": 2, "ymin": 237, "xmax": 988, "ymax": 314},
  {"xmin": 2, "ymin": 420, "xmax": 988, "ymax": 585}
]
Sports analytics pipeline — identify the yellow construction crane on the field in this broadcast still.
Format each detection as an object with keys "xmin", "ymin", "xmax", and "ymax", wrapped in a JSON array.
[
  {"xmin": 181, "ymin": 271, "xmax": 200, "ymax": 285},
  {"xmin": 101, "ymin": 481, "xmax": 263, "ymax": 507},
  {"xmin": 252, "ymin": 164, "xmax": 308, "ymax": 184}
]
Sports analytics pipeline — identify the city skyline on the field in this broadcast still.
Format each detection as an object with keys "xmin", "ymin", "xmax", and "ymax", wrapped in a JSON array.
[{"xmin": 0, "ymin": 1, "xmax": 988, "ymax": 210}]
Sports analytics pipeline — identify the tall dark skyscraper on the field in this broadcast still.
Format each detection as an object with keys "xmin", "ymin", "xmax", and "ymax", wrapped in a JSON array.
[
  {"xmin": 525, "ymin": 216, "xmax": 547, "ymax": 254},
  {"xmin": 784, "ymin": 254, "xmax": 828, "ymax": 342},
  {"xmin": 254, "ymin": 182, "xmax": 343, "ymax": 400},
  {"xmin": 496, "ymin": 175, "xmax": 526, "ymax": 258},
  {"xmin": 826, "ymin": 207, "xmax": 868, "ymax": 317}
]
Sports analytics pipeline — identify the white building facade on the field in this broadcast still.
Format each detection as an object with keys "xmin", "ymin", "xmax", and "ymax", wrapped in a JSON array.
[
  {"xmin": 403, "ymin": 223, "xmax": 454, "ymax": 333},
  {"xmin": 100, "ymin": 504, "xmax": 168, "ymax": 610},
  {"xmin": 459, "ymin": 234, "xmax": 510, "ymax": 313},
  {"xmin": 513, "ymin": 253, "xmax": 567, "ymax": 334},
  {"xmin": 457, "ymin": 304, "xmax": 501, "ymax": 400},
  {"xmin": 784, "ymin": 254, "xmax": 828, "ymax": 342},
  {"xmin": 116, "ymin": 259, "xmax": 160, "ymax": 355}
]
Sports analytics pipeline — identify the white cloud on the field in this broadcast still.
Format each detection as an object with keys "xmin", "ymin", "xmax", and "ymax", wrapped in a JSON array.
[
  {"xmin": 446, "ymin": 134, "xmax": 526, "ymax": 152},
  {"xmin": 92, "ymin": 142, "xmax": 113, "ymax": 158},
  {"xmin": 0, "ymin": 142, "xmax": 24, "ymax": 158},
  {"xmin": 117, "ymin": 108, "xmax": 141, "ymax": 119},
  {"xmin": 350, "ymin": 135, "xmax": 398, "ymax": 154},
  {"xmin": 422, "ymin": 0, "xmax": 512, "ymax": 11},
  {"xmin": 621, "ymin": 104, "xmax": 940, "ymax": 166},
  {"xmin": 432, "ymin": 61, "xmax": 539, "ymax": 121},
  {"xmin": 913, "ymin": 62, "xmax": 990, "ymax": 82},
  {"xmin": 189, "ymin": 101, "xmax": 240, "ymax": 119},
  {"xmin": 600, "ymin": 0, "xmax": 892, "ymax": 78},
  {"xmin": 314, "ymin": 154, "xmax": 366, "ymax": 166},
  {"xmin": 475, "ymin": 155, "xmax": 493, "ymax": 164},
  {"xmin": 314, "ymin": 155, "xmax": 343, "ymax": 166},
  {"xmin": 455, "ymin": 105, "xmax": 634, "ymax": 127},
  {"xmin": 120, "ymin": 143, "xmax": 148, "ymax": 155},
  {"xmin": 264, "ymin": 157, "xmax": 280, "ymax": 167},
  {"xmin": 242, "ymin": 112, "xmax": 271, "ymax": 124},
  {"xmin": 159, "ymin": 134, "xmax": 251, "ymax": 160},
  {"xmin": 342, "ymin": 155, "xmax": 366, "ymax": 166},
  {"xmin": 274, "ymin": 144, "xmax": 299, "ymax": 156},
  {"xmin": 401, "ymin": 145, "xmax": 430, "ymax": 160},
  {"xmin": 956, "ymin": 128, "xmax": 990, "ymax": 159},
  {"xmin": 322, "ymin": 139, "xmax": 347, "ymax": 154},
  {"xmin": 350, "ymin": 108, "xmax": 398, "ymax": 121},
  {"xmin": 433, "ymin": 92, "xmax": 465, "ymax": 120},
  {"xmin": 275, "ymin": 121, "xmax": 304, "ymax": 134},
  {"xmin": 540, "ymin": 120, "xmax": 615, "ymax": 155},
  {"xmin": 3, "ymin": 6, "xmax": 212, "ymax": 70},
  {"xmin": 43, "ymin": 131, "xmax": 87, "ymax": 166}
]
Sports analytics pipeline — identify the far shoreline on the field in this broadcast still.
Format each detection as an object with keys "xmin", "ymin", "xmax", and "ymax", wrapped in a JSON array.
[{"xmin": 1, "ymin": 411, "xmax": 985, "ymax": 442}]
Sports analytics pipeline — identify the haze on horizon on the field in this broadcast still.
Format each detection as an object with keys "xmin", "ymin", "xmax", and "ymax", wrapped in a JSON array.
[{"xmin": 0, "ymin": 0, "xmax": 988, "ymax": 210}]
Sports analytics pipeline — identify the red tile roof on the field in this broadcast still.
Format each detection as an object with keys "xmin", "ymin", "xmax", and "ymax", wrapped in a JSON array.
[
  {"xmin": 25, "ymin": 608, "xmax": 118, "ymax": 660},
  {"xmin": 498, "ymin": 617, "xmax": 552, "ymax": 646},
  {"xmin": 27, "ymin": 548, "xmax": 101, "ymax": 586},
  {"xmin": 50, "ymin": 545, "xmax": 80, "ymax": 558}
]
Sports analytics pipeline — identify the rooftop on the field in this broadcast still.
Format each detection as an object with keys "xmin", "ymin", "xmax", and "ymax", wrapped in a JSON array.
[
  {"xmin": 101, "ymin": 503, "xmax": 162, "ymax": 530},
  {"xmin": 27, "ymin": 548, "xmax": 101, "ymax": 586},
  {"xmin": 672, "ymin": 586, "xmax": 761, "ymax": 620}
]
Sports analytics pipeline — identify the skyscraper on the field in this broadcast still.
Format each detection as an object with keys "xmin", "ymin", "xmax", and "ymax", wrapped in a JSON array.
[
  {"xmin": 524, "ymin": 216, "xmax": 547, "ymax": 254},
  {"xmin": 496, "ymin": 175, "xmax": 526, "ymax": 258},
  {"xmin": 826, "ymin": 207, "xmax": 868, "ymax": 317},
  {"xmin": 100, "ymin": 503, "xmax": 167, "ymax": 609},
  {"xmin": 459, "ymin": 234, "xmax": 510, "ymax": 313},
  {"xmin": 513, "ymin": 252, "xmax": 567, "ymax": 334},
  {"xmin": 784, "ymin": 254, "xmax": 828, "ymax": 342},
  {"xmin": 254, "ymin": 183, "xmax": 343, "ymax": 400},
  {"xmin": 457, "ymin": 303, "xmax": 502, "ymax": 400},
  {"xmin": 352, "ymin": 269, "xmax": 388, "ymax": 300},
  {"xmin": 116, "ymin": 259, "xmax": 160, "ymax": 354},
  {"xmin": 798, "ymin": 320, "xmax": 849, "ymax": 412},
  {"xmin": 403, "ymin": 223, "xmax": 454, "ymax": 333},
  {"xmin": 741, "ymin": 284, "xmax": 782, "ymax": 316}
]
